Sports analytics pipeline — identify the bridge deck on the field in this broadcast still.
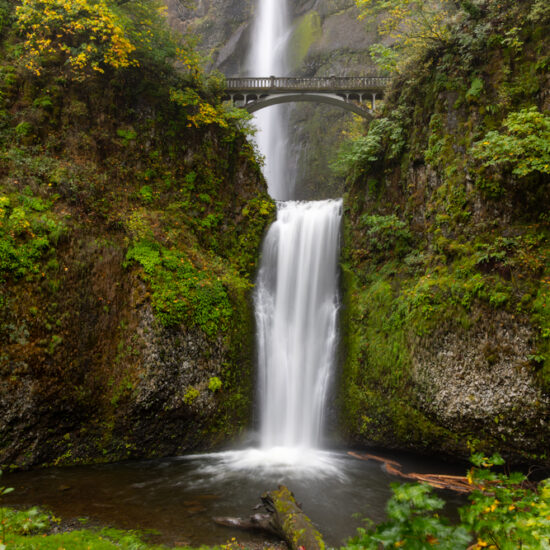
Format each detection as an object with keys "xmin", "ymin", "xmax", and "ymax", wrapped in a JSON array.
[{"xmin": 225, "ymin": 76, "xmax": 390, "ymax": 93}]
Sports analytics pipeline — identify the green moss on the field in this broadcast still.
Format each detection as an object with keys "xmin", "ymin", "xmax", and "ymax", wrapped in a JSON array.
[
  {"xmin": 207, "ymin": 376, "xmax": 222, "ymax": 392},
  {"xmin": 287, "ymin": 12, "xmax": 322, "ymax": 71},
  {"xmin": 0, "ymin": 192, "xmax": 66, "ymax": 282},
  {"xmin": 183, "ymin": 387, "xmax": 200, "ymax": 405},
  {"xmin": 126, "ymin": 240, "xmax": 233, "ymax": 337},
  {"xmin": 0, "ymin": 507, "xmax": 182, "ymax": 549}
]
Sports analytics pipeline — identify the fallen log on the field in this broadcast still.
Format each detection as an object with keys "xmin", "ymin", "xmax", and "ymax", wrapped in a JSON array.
[
  {"xmin": 261, "ymin": 486, "xmax": 325, "ymax": 550},
  {"xmin": 348, "ymin": 451, "xmax": 402, "ymax": 468},
  {"xmin": 348, "ymin": 451, "xmax": 473, "ymax": 493},
  {"xmin": 213, "ymin": 513, "xmax": 277, "ymax": 534},
  {"xmin": 213, "ymin": 485, "xmax": 325, "ymax": 550}
]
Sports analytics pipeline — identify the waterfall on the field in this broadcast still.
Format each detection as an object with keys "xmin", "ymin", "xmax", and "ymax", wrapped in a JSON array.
[
  {"xmin": 248, "ymin": 0, "xmax": 290, "ymax": 200},
  {"xmin": 247, "ymin": 0, "xmax": 342, "ymax": 458},
  {"xmin": 255, "ymin": 200, "xmax": 342, "ymax": 449}
]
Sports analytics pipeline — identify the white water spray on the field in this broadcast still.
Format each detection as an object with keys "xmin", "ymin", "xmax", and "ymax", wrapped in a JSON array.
[
  {"xmin": 255, "ymin": 200, "xmax": 342, "ymax": 449},
  {"xmin": 248, "ymin": 0, "xmax": 290, "ymax": 200}
]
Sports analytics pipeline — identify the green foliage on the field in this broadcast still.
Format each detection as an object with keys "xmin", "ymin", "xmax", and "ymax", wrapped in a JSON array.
[
  {"xmin": 345, "ymin": 483, "xmax": 470, "ymax": 549},
  {"xmin": 369, "ymin": 43, "xmax": 399, "ymax": 74},
  {"xmin": 126, "ymin": 240, "xmax": 232, "ymax": 337},
  {"xmin": 1, "ymin": 469, "xmax": 15, "ymax": 547},
  {"xmin": 0, "ymin": 193, "xmax": 65, "ymax": 281},
  {"xmin": 332, "ymin": 116, "xmax": 406, "ymax": 181},
  {"xmin": 528, "ymin": 0, "xmax": 550, "ymax": 23},
  {"xmin": 472, "ymin": 107, "xmax": 550, "ymax": 181},
  {"xmin": 0, "ymin": 507, "xmax": 50, "ymax": 537},
  {"xmin": 14, "ymin": 122, "xmax": 32, "ymax": 137},
  {"xmin": 169, "ymin": 86, "xmax": 252, "ymax": 132},
  {"xmin": 345, "ymin": 455, "xmax": 550, "ymax": 550},
  {"xmin": 138, "ymin": 185, "xmax": 153, "ymax": 204},
  {"xmin": 359, "ymin": 214, "xmax": 412, "ymax": 257},
  {"xmin": 357, "ymin": 0, "xmax": 454, "ymax": 73},
  {"xmin": 463, "ymin": 455, "xmax": 550, "ymax": 549},
  {"xmin": 466, "ymin": 77, "xmax": 484, "ymax": 101},
  {"xmin": 169, "ymin": 87, "xmax": 228, "ymax": 129},
  {"xmin": 208, "ymin": 376, "xmax": 222, "ymax": 392}
]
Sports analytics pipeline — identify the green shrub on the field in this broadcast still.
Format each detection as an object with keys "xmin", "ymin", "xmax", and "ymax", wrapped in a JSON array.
[
  {"xmin": 14, "ymin": 122, "xmax": 32, "ymax": 137},
  {"xmin": 472, "ymin": 107, "xmax": 550, "ymax": 195},
  {"xmin": 331, "ymin": 116, "xmax": 406, "ymax": 181},
  {"xmin": 466, "ymin": 77, "xmax": 484, "ymax": 101},
  {"xmin": 345, "ymin": 483, "xmax": 470, "ymax": 549},
  {"xmin": 0, "ymin": 193, "xmax": 65, "ymax": 280},
  {"xmin": 344, "ymin": 454, "xmax": 550, "ymax": 550},
  {"xmin": 138, "ymin": 185, "xmax": 153, "ymax": 204},
  {"xmin": 360, "ymin": 214, "xmax": 412, "ymax": 258}
]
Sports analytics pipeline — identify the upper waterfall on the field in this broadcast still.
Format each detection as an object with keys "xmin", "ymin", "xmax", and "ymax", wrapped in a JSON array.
[{"xmin": 247, "ymin": 0, "xmax": 291, "ymax": 200}]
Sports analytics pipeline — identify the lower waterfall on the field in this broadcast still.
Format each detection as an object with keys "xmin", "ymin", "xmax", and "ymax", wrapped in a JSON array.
[{"xmin": 255, "ymin": 199, "xmax": 343, "ymax": 450}]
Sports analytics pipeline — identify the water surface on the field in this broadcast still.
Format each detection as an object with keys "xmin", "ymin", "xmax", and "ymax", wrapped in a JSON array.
[{"xmin": 3, "ymin": 449, "xmax": 466, "ymax": 547}]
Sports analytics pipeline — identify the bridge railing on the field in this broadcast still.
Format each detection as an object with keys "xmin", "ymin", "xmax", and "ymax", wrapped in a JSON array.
[{"xmin": 225, "ymin": 76, "xmax": 391, "ymax": 91}]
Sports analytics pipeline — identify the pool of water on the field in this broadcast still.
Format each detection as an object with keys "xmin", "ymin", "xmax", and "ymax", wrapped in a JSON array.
[{"xmin": 3, "ymin": 447, "xmax": 467, "ymax": 547}]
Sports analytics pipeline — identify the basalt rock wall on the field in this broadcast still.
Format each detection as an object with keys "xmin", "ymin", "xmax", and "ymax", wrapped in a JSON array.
[{"xmin": 339, "ymin": 1, "xmax": 550, "ymax": 464}]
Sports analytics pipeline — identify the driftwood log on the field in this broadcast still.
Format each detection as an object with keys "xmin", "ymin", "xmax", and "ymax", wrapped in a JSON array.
[
  {"xmin": 214, "ymin": 485, "xmax": 325, "ymax": 550},
  {"xmin": 348, "ymin": 451, "xmax": 473, "ymax": 493}
]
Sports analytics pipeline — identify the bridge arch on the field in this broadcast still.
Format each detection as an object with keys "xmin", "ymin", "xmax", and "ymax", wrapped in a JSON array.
[
  {"xmin": 224, "ymin": 76, "xmax": 390, "ymax": 120},
  {"xmin": 241, "ymin": 93, "xmax": 374, "ymax": 119}
]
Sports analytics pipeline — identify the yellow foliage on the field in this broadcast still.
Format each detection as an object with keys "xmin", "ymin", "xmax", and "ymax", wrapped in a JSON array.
[
  {"xmin": 15, "ymin": 0, "xmax": 139, "ymax": 78},
  {"xmin": 169, "ymin": 87, "xmax": 228, "ymax": 129}
]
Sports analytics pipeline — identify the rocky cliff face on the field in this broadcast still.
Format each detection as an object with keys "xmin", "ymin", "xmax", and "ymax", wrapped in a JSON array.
[
  {"xmin": 0, "ymin": 27, "xmax": 273, "ymax": 468},
  {"xmin": 167, "ymin": 0, "xmax": 378, "ymax": 76},
  {"xmin": 338, "ymin": 1, "xmax": 550, "ymax": 463}
]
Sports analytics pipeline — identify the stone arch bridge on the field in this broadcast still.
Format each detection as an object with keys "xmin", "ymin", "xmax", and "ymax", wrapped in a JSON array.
[{"xmin": 223, "ymin": 76, "xmax": 391, "ymax": 118}]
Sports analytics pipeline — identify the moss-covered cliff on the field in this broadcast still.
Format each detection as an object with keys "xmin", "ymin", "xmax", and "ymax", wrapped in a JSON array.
[
  {"xmin": 0, "ymin": 1, "xmax": 272, "ymax": 469},
  {"xmin": 339, "ymin": 0, "xmax": 550, "ymax": 464}
]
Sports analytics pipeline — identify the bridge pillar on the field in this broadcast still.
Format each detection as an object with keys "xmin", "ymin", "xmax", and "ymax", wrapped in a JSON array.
[{"xmin": 372, "ymin": 93, "xmax": 377, "ymax": 112}]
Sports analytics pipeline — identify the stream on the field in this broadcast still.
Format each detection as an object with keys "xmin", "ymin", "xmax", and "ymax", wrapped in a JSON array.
[{"xmin": 3, "ymin": 449, "xmax": 466, "ymax": 547}]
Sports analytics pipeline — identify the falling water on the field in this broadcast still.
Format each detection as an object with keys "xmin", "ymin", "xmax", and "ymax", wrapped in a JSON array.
[
  {"xmin": 255, "ymin": 200, "xmax": 342, "ymax": 449},
  {"xmin": 247, "ymin": 0, "xmax": 343, "ymax": 457},
  {"xmin": 248, "ymin": 0, "xmax": 290, "ymax": 200}
]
